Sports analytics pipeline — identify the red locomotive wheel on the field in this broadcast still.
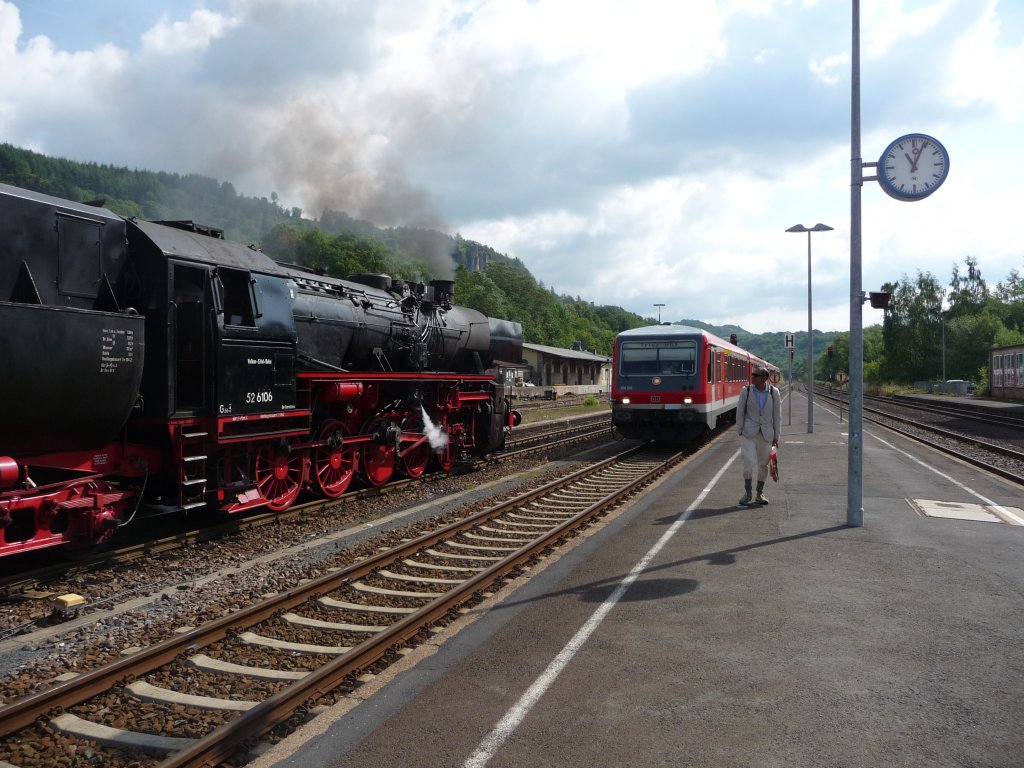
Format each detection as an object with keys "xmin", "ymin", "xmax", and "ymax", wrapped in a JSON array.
[
  {"xmin": 399, "ymin": 416, "xmax": 431, "ymax": 479},
  {"xmin": 255, "ymin": 443, "xmax": 305, "ymax": 511},
  {"xmin": 361, "ymin": 418, "xmax": 396, "ymax": 487},
  {"xmin": 313, "ymin": 421, "xmax": 358, "ymax": 498}
]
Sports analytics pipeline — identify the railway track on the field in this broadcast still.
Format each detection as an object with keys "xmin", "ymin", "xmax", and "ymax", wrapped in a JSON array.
[
  {"xmin": 0, "ymin": 442, "xmax": 682, "ymax": 768},
  {"xmin": 815, "ymin": 388, "xmax": 1024, "ymax": 485},
  {"xmin": 889, "ymin": 393, "xmax": 1024, "ymax": 430},
  {"xmin": 503, "ymin": 411, "xmax": 610, "ymax": 451},
  {"xmin": 0, "ymin": 413, "xmax": 612, "ymax": 604}
]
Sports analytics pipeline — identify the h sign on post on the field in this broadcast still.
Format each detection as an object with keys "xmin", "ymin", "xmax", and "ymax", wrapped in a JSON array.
[{"xmin": 784, "ymin": 333, "xmax": 795, "ymax": 349}]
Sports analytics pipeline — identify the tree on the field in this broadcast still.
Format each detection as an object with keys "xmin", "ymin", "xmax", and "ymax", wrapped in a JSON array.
[
  {"xmin": 992, "ymin": 270, "xmax": 1024, "ymax": 333},
  {"xmin": 454, "ymin": 266, "xmax": 511, "ymax": 319},
  {"xmin": 993, "ymin": 268, "xmax": 1023, "ymax": 303},
  {"xmin": 880, "ymin": 271, "xmax": 945, "ymax": 381},
  {"xmin": 947, "ymin": 256, "xmax": 988, "ymax": 318},
  {"xmin": 944, "ymin": 311, "xmax": 1004, "ymax": 381},
  {"xmin": 862, "ymin": 325, "xmax": 886, "ymax": 383}
]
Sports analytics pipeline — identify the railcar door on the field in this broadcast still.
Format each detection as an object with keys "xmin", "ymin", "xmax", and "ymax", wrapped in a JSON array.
[
  {"xmin": 707, "ymin": 347, "xmax": 715, "ymax": 402},
  {"xmin": 718, "ymin": 351, "xmax": 725, "ymax": 402},
  {"xmin": 170, "ymin": 264, "xmax": 209, "ymax": 413}
]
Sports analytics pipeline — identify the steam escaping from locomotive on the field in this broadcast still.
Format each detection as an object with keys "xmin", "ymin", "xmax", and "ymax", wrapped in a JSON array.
[{"xmin": 421, "ymin": 406, "xmax": 449, "ymax": 451}]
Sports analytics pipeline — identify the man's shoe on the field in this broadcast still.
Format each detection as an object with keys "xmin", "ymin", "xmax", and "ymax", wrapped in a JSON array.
[
  {"xmin": 756, "ymin": 492, "xmax": 769, "ymax": 505},
  {"xmin": 738, "ymin": 492, "xmax": 752, "ymax": 506}
]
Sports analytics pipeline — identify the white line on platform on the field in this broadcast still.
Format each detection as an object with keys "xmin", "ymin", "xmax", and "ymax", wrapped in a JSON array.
[
  {"xmin": 869, "ymin": 434, "xmax": 1024, "ymax": 525},
  {"xmin": 814, "ymin": 394, "xmax": 1022, "ymax": 525},
  {"xmin": 463, "ymin": 451, "xmax": 740, "ymax": 768}
]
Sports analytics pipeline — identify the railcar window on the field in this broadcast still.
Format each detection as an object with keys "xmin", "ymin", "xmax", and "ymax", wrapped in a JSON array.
[
  {"xmin": 619, "ymin": 341, "xmax": 696, "ymax": 376},
  {"xmin": 220, "ymin": 268, "xmax": 255, "ymax": 326},
  {"xmin": 659, "ymin": 345, "xmax": 696, "ymax": 374},
  {"xmin": 727, "ymin": 357, "xmax": 740, "ymax": 381}
]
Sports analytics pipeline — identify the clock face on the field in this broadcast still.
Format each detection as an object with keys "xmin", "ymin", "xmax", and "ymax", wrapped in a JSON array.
[{"xmin": 878, "ymin": 133, "xmax": 949, "ymax": 201}]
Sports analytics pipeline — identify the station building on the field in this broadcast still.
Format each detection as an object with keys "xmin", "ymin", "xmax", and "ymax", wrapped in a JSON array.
[
  {"xmin": 515, "ymin": 342, "xmax": 611, "ymax": 398},
  {"xmin": 991, "ymin": 343, "xmax": 1024, "ymax": 400}
]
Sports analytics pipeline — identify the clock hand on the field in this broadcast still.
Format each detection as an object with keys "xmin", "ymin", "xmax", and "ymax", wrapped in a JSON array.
[{"xmin": 910, "ymin": 141, "xmax": 928, "ymax": 172}]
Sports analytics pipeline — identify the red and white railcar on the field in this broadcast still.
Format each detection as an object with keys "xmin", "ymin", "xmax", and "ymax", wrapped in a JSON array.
[{"xmin": 611, "ymin": 325, "xmax": 778, "ymax": 443}]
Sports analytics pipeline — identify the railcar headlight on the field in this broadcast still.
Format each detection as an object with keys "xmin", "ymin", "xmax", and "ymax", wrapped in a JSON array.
[
  {"xmin": 622, "ymin": 397, "xmax": 631, "ymax": 405},
  {"xmin": 683, "ymin": 397, "xmax": 692, "ymax": 404}
]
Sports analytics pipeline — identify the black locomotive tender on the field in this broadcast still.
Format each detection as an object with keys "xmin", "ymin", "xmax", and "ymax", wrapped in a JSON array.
[{"xmin": 0, "ymin": 182, "xmax": 523, "ymax": 556}]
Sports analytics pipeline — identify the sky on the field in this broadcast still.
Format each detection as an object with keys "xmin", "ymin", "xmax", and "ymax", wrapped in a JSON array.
[{"xmin": 2, "ymin": 0, "xmax": 1022, "ymax": 334}]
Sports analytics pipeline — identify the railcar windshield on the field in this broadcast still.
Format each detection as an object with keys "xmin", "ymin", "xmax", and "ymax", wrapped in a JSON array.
[{"xmin": 619, "ymin": 339, "xmax": 697, "ymax": 376}]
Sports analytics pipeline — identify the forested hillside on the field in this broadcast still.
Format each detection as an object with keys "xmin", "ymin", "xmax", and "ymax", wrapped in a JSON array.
[
  {"xmin": 0, "ymin": 142, "xmax": 298, "ymax": 240},
  {"xmin": 6, "ymin": 142, "xmax": 1020, "ymax": 382}
]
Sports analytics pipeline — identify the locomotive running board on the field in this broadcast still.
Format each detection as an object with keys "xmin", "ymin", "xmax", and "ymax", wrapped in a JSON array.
[{"xmin": 215, "ymin": 410, "xmax": 312, "ymax": 444}]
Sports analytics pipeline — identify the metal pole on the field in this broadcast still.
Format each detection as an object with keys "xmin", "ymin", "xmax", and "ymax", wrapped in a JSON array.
[
  {"xmin": 807, "ymin": 231, "xmax": 814, "ymax": 433},
  {"xmin": 788, "ymin": 349, "xmax": 793, "ymax": 425},
  {"xmin": 848, "ymin": 0, "xmax": 865, "ymax": 528},
  {"xmin": 941, "ymin": 315, "xmax": 946, "ymax": 380}
]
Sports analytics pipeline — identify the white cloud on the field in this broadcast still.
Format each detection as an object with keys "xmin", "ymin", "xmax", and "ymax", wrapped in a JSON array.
[
  {"xmin": 140, "ymin": 8, "xmax": 238, "ymax": 55},
  {"xmin": 1, "ymin": 0, "xmax": 1022, "ymax": 334},
  {"xmin": 0, "ymin": 1, "xmax": 20, "ymax": 52},
  {"xmin": 809, "ymin": 53, "xmax": 848, "ymax": 85},
  {"xmin": 947, "ymin": 1, "xmax": 1024, "ymax": 118},
  {"xmin": 862, "ymin": 0, "xmax": 955, "ymax": 57}
]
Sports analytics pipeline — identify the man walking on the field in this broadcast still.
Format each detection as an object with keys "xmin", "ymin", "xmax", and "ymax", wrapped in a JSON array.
[{"xmin": 736, "ymin": 365, "xmax": 781, "ymax": 506}]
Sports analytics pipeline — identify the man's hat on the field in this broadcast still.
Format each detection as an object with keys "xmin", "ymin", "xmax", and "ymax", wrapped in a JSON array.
[{"xmin": 752, "ymin": 365, "xmax": 769, "ymax": 375}]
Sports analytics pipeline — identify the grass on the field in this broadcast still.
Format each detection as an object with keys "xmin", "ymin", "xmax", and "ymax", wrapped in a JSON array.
[{"xmin": 518, "ymin": 401, "xmax": 609, "ymax": 425}]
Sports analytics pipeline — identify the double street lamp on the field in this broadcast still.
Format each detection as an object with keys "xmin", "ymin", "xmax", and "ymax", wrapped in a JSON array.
[
  {"xmin": 785, "ymin": 223, "xmax": 833, "ymax": 433},
  {"xmin": 653, "ymin": 303, "xmax": 665, "ymax": 324}
]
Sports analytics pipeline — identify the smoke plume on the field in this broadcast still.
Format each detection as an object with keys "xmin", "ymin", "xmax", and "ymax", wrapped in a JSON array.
[{"xmin": 261, "ymin": 97, "xmax": 457, "ymax": 279}]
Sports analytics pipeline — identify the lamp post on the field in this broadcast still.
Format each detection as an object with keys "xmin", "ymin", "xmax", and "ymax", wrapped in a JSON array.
[
  {"xmin": 785, "ymin": 223, "xmax": 833, "ymax": 433},
  {"xmin": 941, "ymin": 311, "xmax": 946, "ymax": 381},
  {"xmin": 653, "ymin": 303, "xmax": 665, "ymax": 324}
]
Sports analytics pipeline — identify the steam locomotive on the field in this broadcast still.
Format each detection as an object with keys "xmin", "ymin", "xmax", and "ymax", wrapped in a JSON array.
[{"xmin": 0, "ymin": 182, "xmax": 523, "ymax": 557}]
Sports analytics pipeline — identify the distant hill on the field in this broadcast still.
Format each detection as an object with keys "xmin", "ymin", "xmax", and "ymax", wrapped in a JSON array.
[
  {"xmin": 0, "ymin": 142, "xmax": 510, "ymax": 275},
  {"xmin": 678, "ymin": 319, "xmax": 834, "ymax": 375},
  {"xmin": 2, "ymin": 142, "xmax": 828, "ymax": 358}
]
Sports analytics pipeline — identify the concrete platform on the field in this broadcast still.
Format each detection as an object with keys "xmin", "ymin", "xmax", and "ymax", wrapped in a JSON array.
[
  {"xmin": 255, "ymin": 390, "xmax": 1024, "ymax": 768},
  {"xmin": 898, "ymin": 391, "xmax": 1024, "ymax": 415}
]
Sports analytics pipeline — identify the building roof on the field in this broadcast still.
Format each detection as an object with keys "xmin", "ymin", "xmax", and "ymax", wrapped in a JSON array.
[{"xmin": 522, "ymin": 342, "xmax": 610, "ymax": 363}]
